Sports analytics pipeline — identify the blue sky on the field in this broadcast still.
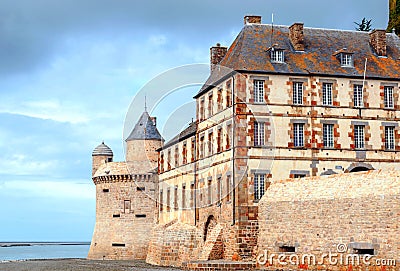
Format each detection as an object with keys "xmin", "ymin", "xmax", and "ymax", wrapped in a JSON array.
[{"xmin": 0, "ymin": 0, "xmax": 388, "ymax": 241}]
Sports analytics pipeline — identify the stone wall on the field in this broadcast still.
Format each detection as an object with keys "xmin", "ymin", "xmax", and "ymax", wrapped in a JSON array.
[
  {"xmin": 88, "ymin": 173, "xmax": 157, "ymax": 260},
  {"xmin": 257, "ymin": 170, "xmax": 400, "ymax": 270},
  {"xmin": 146, "ymin": 221, "xmax": 204, "ymax": 267}
]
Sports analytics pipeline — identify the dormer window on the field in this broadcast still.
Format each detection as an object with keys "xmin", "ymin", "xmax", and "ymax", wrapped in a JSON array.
[
  {"xmin": 268, "ymin": 46, "xmax": 285, "ymax": 63},
  {"xmin": 271, "ymin": 48, "xmax": 285, "ymax": 63},
  {"xmin": 340, "ymin": 53, "xmax": 353, "ymax": 67},
  {"xmin": 334, "ymin": 49, "xmax": 354, "ymax": 67}
]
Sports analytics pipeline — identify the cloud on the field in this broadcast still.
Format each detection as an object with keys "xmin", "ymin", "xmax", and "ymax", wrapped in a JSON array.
[
  {"xmin": 0, "ymin": 99, "xmax": 90, "ymax": 124},
  {"xmin": 1, "ymin": 180, "xmax": 95, "ymax": 200}
]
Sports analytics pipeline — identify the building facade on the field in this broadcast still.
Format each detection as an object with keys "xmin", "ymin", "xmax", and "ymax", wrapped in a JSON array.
[
  {"xmin": 89, "ymin": 14, "xmax": 400, "ymax": 268},
  {"xmin": 156, "ymin": 15, "xmax": 400, "ymax": 263}
]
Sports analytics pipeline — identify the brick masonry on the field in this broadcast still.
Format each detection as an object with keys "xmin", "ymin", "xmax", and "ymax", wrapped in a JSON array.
[{"xmin": 257, "ymin": 170, "xmax": 400, "ymax": 270}]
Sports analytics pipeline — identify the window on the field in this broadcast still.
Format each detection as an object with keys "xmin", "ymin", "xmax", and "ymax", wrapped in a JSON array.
[
  {"xmin": 217, "ymin": 128, "xmax": 222, "ymax": 153},
  {"xmin": 293, "ymin": 174, "xmax": 306, "ymax": 178},
  {"xmin": 208, "ymin": 132, "xmax": 213, "ymax": 155},
  {"xmin": 226, "ymin": 176, "xmax": 231, "ymax": 202},
  {"xmin": 340, "ymin": 53, "xmax": 353, "ymax": 67},
  {"xmin": 384, "ymin": 86, "xmax": 394, "ymax": 108},
  {"xmin": 385, "ymin": 126, "xmax": 395, "ymax": 150},
  {"xmin": 191, "ymin": 139, "xmax": 195, "ymax": 162},
  {"xmin": 182, "ymin": 142, "xmax": 187, "ymax": 164},
  {"xmin": 354, "ymin": 125, "xmax": 365, "ymax": 149},
  {"xmin": 174, "ymin": 146, "xmax": 179, "ymax": 167},
  {"xmin": 254, "ymin": 174, "xmax": 265, "ymax": 201},
  {"xmin": 182, "ymin": 184, "xmax": 186, "ymax": 209},
  {"xmin": 293, "ymin": 123, "xmax": 304, "ymax": 147},
  {"xmin": 271, "ymin": 49, "xmax": 284, "ymax": 63},
  {"xmin": 279, "ymin": 246, "xmax": 296, "ymax": 253},
  {"xmin": 293, "ymin": 82, "xmax": 303, "ymax": 105},
  {"xmin": 174, "ymin": 186, "xmax": 178, "ymax": 210},
  {"xmin": 160, "ymin": 153, "xmax": 164, "ymax": 172},
  {"xmin": 102, "ymin": 188, "xmax": 109, "ymax": 193},
  {"xmin": 226, "ymin": 125, "xmax": 232, "ymax": 149},
  {"xmin": 254, "ymin": 121, "xmax": 265, "ymax": 146},
  {"xmin": 199, "ymin": 136, "xmax": 205, "ymax": 158},
  {"xmin": 322, "ymin": 83, "xmax": 333, "ymax": 106},
  {"xmin": 208, "ymin": 94, "xmax": 213, "ymax": 117},
  {"xmin": 217, "ymin": 177, "xmax": 221, "ymax": 203},
  {"xmin": 226, "ymin": 83, "xmax": 232, "ymax": 107},
  {"xmin": 190, "ymin": 183, "xmax": 195, "ymax": 208},
  {"xmin": 167, "ymin": 189, "xmax": 171, "ymax": 212},
  {"xmin": 167, "ymin": 150, "xmax": 171, "ymax": 170},
  {"xmin": 124, "ymin": 200, "xmax": 131, "ymax": 214},
  {"xmin": 135, "ymin": 214, "xmax": 146, "ymax": 218},
  {"xmin": 207, "ymin": 179, "xmax": 212, "ymax": 206},
  {"xmin": 160, "ymin": 190, "xmax": 163, "ymax": 212},
  {"xmin": 353, "ymin": 85, "xmax": 363, "ymax": 107},
  {"xmin": 323, "ymin": 124, "xmax": 334, "ymax": 148},
  {"xmin": 254, "ymin": 80, "xmax": 264, "ymax": 103},
  {"xmin": 217, "ymin": 88, "xmax": 223, "ymax": 111},
  {"xmin": 199, "ymin": 98, "xmax": 205, "ymax": 120}
]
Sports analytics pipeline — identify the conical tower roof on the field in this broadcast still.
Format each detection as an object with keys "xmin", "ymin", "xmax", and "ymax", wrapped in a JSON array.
[
  {"xmin": 126, "ymin": 111, "xmax": 163, "ymax": 141},
  {"xmin": 92, "ymin": 141, "xmax": 113, "ymax": 156}
]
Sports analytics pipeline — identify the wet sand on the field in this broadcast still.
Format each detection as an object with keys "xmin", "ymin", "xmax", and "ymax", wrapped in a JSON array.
[{"xmin": 0, "ymin": 259, "xmax": 182, "ymax": 271}]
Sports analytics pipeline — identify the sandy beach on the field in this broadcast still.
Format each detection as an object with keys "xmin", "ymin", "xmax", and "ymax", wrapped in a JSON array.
[{"xmin": 0, "ymin": 259, "xmax": 182, "ymax": 271}]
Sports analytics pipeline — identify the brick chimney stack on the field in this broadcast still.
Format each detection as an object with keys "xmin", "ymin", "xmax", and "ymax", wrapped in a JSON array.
[
  {"xmin": 369, "ymin": 29, "xmax": 387, "ymax": 56},
  {"xmin": 210, "ymin": 43, "xmax": 227, "ymax": 72},
  {"xmin": 244, "ymin": 15, "xmax": 262, "ymax": 25},
  {"xmin": 289, "ymin": 23, "xmax": 305, "ymax": 51}
]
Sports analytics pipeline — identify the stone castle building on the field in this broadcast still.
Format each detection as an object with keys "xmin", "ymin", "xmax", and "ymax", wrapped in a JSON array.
[
  {"xmin": 88, "ymin": 111, "xmax": 162, "ymax": 260},
  {"xmin": 88, "ymin": 14, "xmax": 400, "ymax": 270}
]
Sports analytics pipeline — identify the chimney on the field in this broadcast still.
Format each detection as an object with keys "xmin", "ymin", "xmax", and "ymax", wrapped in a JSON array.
[
  {"xmin": 210, "ymin": 43, "xmax": 227, "ymax": 72},
  {"xmin": 369, "ymin": 29, "xmax": 387, "ymax": 56},
  {"xmin": 244, "ymin": 15, "xmax": 262, "ymax": 25},
  {"xmin": 289, "ymin": 23, "xmax": 305, "ymax": 51}
]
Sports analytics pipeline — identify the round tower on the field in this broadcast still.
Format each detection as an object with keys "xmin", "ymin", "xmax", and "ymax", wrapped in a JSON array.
[
  {"xmin": 125, "ymin": 111, "xmax": 163, "ymax": 168},
  {"xmin": 92, "ymin": 141, "xmax": 113, "ymax": 176}
]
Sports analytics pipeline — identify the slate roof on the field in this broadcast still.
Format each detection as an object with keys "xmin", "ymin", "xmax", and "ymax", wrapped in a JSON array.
[
  {"xmin": 195, "ymin": 24, "xmax": 400, "ymax": 98},
  {"xmin": 161, "ymin": 122, "xmax": 197, "ymax": 150},
  {"xmin": 126, "ymin": 111, "xmax": 163, "ymax": 141},
  {"xmin": 92, "ymin": 142, "xmax": 113, "ymax": 156}
]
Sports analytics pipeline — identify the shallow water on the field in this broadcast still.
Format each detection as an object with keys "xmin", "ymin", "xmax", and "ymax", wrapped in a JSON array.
[{"xmin": 0, "ymin": 243, "xmax": 90, "ymax": 261}]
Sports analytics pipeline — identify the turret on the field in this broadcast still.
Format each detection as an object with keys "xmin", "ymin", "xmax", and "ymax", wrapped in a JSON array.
[
  {"xmin": 125, "ymin": 111, "xmax": 163, "ymax": 168},
  {"xmin": 92, "ymin": 141, "xmax": 113, "ymax": 176}
]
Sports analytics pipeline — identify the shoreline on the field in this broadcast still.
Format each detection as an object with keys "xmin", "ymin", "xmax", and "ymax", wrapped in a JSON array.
[{"xmin": 0, "ymin": 258, "xmax": 182, "ymax": 271}]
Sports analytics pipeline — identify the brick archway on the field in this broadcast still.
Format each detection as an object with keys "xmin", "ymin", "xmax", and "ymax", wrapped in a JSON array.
[
  {"xmin": 346, "ymin": 163, "xmax": 374, "ymax": 173},
  {"xmin": 203, "ymin": 215, "xmax": 216, "ymax": 242}
]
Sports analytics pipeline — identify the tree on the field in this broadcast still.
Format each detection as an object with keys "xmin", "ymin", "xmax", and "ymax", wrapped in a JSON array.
[
  {"xmin": 388, "ymin": 0, "xmax": 400, "ymax": 34},
  {"xmin": 354, "ymin": 18, "xmax": 372, "ymax": 32}
]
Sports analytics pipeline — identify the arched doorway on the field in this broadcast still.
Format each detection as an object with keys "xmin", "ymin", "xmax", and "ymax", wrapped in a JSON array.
[
  {"xmin": 349, "ymin": 166, "xmax": 371, "ymax": 173},
  {"xmin": 204, "ymin": 215, "xmax": 216, "ymax": 241},
  {"xmin": 346, "ymin": 163, "xmax": 374, "ymax": 173}
]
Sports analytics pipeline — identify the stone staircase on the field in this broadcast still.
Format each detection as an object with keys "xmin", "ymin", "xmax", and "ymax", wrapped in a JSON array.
[{"xmin": 199, "ymin": 223, "xmax": 223, "ymax": 261}]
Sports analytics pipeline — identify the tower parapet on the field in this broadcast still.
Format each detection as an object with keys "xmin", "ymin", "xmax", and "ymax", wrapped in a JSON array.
[{"xmin": 92, "ymin": 141, "xmax": 113, "ymax": 176}]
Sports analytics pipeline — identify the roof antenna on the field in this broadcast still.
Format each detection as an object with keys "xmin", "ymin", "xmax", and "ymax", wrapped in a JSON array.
[
  {"xmin": 144, "ymin": 95, "xmax": 147, "ymax": 112},
  {"xmin": 270, "ymin": 13, "xmax": 274, "ymax": 49}
]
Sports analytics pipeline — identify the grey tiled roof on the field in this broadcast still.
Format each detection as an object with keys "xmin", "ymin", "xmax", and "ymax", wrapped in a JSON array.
[
  {"xmin": 162, "ymin": 122, "xmax": 197, "ymax": 149},
  {"xmin": 196, "ymin": 24, "xmax": 400, "ymax": 97},
  {"xmin": 126, "ymin": 111, "xmax": 163, "ymax": 141},
  {"xmin": 92, "ymin": 142, "xmax": 113, "ymax": 156}
]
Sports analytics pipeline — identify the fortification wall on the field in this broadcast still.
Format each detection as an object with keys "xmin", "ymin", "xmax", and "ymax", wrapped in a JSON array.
[
  {"xmin": 146, "ymin": 221, "xmax": 204, "ymax": 267},
  {"xmin": 88, "ymin": 174, "xmax": 157, "ymax": 260},
  {"xmin": 257, "ymin": 170, "xmax": 400, "ymax": 270}
]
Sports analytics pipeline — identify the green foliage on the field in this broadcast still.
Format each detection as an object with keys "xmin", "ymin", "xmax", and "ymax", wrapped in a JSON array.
[{"xmin": 354, "ymin": 18, "xmax": 372, "ymax": 32}]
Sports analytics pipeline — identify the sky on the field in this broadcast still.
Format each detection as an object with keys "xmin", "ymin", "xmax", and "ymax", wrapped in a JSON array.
[{"xmin": 0, "ymin": 0, "xmax": 388, "ymax": 241}]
